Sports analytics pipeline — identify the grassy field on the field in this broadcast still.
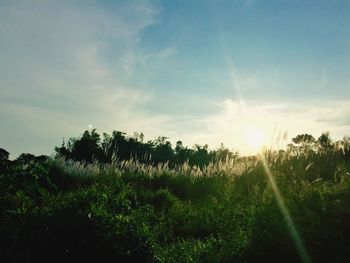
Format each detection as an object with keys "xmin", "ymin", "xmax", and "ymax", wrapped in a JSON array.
[{"xmin": 1, "ymin": 145, "xmax": 350, "ymax": 262}]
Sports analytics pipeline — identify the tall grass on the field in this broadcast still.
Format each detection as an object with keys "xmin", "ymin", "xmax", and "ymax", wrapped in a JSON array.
[{"xmin": 1, "ymin": 147, "xmax": 350, "ymax": 262}]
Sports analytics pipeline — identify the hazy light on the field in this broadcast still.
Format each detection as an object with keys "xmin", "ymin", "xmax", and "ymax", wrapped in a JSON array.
[{"xmin": 245, "ymin": 128, "xmax": 266, "ymax": 152}]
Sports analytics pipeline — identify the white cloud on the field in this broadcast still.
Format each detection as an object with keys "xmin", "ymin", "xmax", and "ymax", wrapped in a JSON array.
[
  {"xmin": 157, "ymin": 46, "xmax": 177, "ymax": 59},
  {"xmin": 1, "ymin": 0, "xmax": 349, "ymax": 158},
  {"xmin": 0, "ymin": 0, "xmax": 163, "ymax": 157},
  {"xmin": 161, "ymin": 99, "xmax": 350, "ymax": 155}
]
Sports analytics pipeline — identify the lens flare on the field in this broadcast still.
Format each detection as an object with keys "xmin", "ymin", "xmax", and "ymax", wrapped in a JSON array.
[{"xmin": 261, "ymin": 156, "xmax": 311, "ymax": 263}]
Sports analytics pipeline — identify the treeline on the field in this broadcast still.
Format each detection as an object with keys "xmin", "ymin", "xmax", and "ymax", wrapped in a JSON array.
[
  {"xmin": 55, "ymin": 129, "xmax": 238, "ymax": 167},
  {"xmin": 1, "ymin": 130, "xmax": 349, "ymax": 173},
  {"xmin": 54, "ymin": 130, "xmax": 350, "ymax": 165}
]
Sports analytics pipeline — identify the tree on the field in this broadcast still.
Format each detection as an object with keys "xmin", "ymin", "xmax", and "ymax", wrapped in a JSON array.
[
  {"xmin": 317, "ymin": 132, "xmax": 332, "ymax": 152},
  {"xmin": 0, "ymin": 148, "xmax": 9, "ymax": 162},
  {"xmin": 69, "ymin": 129, "xmax": 103, "ymax": 163},
  {"xmin": 152, "ymin": 137, "xmax": 174, "ymax": 164},
  {"xmin": 214, "ymin": 143, "xmax": 237, "ymax": 162},
  {"xmin": 0, "ymin": 148, "xmax": 9, "ymax": 173},
  {"xmin": 290, "ymin": 134, "xmax": 316, "ymax": 154},
  {"xmin": 16, "ymin": 153, "xmax": 36, "ymax": 163},
  {"xmin": 190, "ymin": 144, "xmax": 212, "ymax": 167},
  {"xmin": 54, "ymin": 129, "xmax": 241, "ymax": 167},
  {"xmin": 174, "ymin": 141, "xmax": 192, "ymax": 165},
  {"xmin": 292, "ymin": 134, "xmax": 316, "ymax": 145}
]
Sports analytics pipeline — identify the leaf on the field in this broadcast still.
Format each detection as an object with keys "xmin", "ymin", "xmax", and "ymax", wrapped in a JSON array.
[{"xmin": 305, "ymin": 163, "xmax": 313, "ymax": 171}]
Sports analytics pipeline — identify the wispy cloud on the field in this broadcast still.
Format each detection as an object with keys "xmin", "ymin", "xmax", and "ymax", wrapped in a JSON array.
[
  {"xmin": 157, "ymin": 46, "xmax": 177, "ymax": 59},
  {"xmin": 1, "ymin": 0, "xmax": 349, "ymax": 157},
  {"xmin": 0, "ymin": 0, "xmax": 163, "ymax": 157},
  {"xmin": 160, "ymin": 99, "xmax": 350, "ymax": 154}
]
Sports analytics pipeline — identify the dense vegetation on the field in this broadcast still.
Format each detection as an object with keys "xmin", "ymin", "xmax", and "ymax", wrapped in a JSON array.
[
  {"xmin": 1, "ymin": 131, "xmax": 350, "ymax": 262},
  {"xmin": 55, "ymin": 129, "xmax": 238, "ymax": 167}
]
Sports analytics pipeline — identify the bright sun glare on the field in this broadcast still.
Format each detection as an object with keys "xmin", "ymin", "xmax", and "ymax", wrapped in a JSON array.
[{"xmin": 245, "ymin": 128, "xmax": 265, "ymax": 152}]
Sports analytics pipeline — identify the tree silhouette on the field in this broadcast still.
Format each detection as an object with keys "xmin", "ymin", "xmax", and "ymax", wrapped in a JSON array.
[
  {"xmin": 290, "ymin": 133, "xmax": 317, "ymax": 154},
  {"xmin": 0, "ymin": 148, "xmax": 9, "ymax": 173},
  {"xmin": 55, "ymin": 130, "xmax": 225, "ymax": 167},
  {"xmin": 190, "ymin": 144, "xmax": 212, "ymax": 167},
  {"xmin": 214, "ymin": 143, "xmax": 238, "ymax": 162},
  {"xmin": 152, "ymin": 137, "xmax": 174, "ymax": 164},
  {"xmin": 292, "ymin": 134, "xmax": 316, "ymax": 145},
  {"xmin": 317, "ymin": 132, "xmax": 332, "ymax": 152},
  {"xmin": 58, "ymin": 129, "xmax": 104, "ymax": 163}
]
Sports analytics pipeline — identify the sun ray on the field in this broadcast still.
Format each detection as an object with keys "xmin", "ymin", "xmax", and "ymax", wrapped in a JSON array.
[{"xmin": 261, "ymin": 156, "xmax": 311, "ymax": 263}]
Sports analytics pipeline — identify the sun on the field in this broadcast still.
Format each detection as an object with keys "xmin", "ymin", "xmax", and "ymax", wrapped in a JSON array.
[{"xmin": 245, "ymin": 128, "xmax": 265, "ymax": 152}]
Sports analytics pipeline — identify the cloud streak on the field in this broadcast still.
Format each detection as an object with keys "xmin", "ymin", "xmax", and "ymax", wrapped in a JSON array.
[{"xmin": 0, "ymin": 0, "xmax": 164, "ymax": 157}]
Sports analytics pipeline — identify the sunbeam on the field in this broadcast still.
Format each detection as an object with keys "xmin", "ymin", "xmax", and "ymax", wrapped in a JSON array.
[
  {"xmin": 220, "ymin": 39, "xmax": 247, "ymax": 113},
  {"xmin": 261, "ymin": 156, "xmax": 311, "ymax": 263}
]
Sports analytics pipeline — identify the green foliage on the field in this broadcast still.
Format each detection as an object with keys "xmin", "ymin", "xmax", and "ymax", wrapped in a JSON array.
[
  {"xmin": 1, "ymin": 132, "xmax": 350, "ymax": 262},
  {"xmin": 54, "ymin": 129, "xmax": 234, "ymax": 167}
]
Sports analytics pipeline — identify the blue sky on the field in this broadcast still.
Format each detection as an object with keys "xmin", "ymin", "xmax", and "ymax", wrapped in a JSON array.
[{"xmin": 1, "ymin": 0, "xmax": 350, "ymax": 157}]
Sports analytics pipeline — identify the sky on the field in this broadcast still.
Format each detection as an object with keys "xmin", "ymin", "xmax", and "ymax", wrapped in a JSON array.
[{"xmin": 0, "ymin": 0, "xmax": 350, "ymax": 158}]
